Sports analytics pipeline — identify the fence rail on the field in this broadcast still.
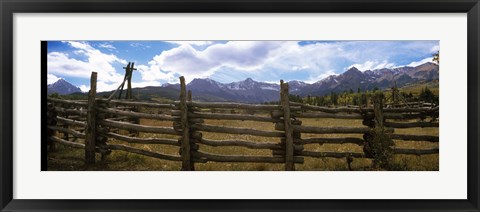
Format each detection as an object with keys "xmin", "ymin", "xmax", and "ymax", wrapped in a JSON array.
[{"xmin": 46, "ymin": 72, "xmax": 439, "ymax": 171}]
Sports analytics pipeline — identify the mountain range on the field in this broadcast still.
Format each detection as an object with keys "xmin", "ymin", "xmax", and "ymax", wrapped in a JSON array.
[
  {"xmin": 49, "ymin": 62, "xmax": 439, "ymax": 103},
  {"xmin": 178, "ymin": 62, "xmax": 438, "ymax": 103}
]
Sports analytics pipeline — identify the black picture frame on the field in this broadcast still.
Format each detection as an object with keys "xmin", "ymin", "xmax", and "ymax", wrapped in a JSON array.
[{"xmin": 1, "ymin": 0, "xmax": 479, "ymax": 211}]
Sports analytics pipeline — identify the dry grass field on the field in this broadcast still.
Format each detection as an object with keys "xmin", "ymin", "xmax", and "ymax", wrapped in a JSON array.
[{"xmin": 47, "ymin": 113, "xmax": 439, "ymax": 171}]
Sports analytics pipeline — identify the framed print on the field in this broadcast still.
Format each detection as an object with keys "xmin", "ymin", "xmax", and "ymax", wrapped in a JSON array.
[{"xmin": 1, "ymin": 0, "xmax": 479, "ymax": 211}]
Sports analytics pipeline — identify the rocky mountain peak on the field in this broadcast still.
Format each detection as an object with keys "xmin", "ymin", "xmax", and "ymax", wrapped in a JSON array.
[{"xmin": 47, "ymin": 78, "xmax": 82, "ymax": 95}]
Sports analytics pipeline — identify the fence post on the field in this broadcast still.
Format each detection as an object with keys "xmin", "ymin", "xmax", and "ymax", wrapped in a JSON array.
[
  {"xmin": 280, "ymin": 80, "xmax": 295, "ymax": 171},
  {"xmin": 179, "ymin": 77, "xmax": 194, "ymax": 171},
  {"xmin": 85, "ymin": 72, "xmax": 97, "ymax": 164},
  {"xmin": 366, "ymin": 92, "xmax": 394, "ymax": 169},
  {"xmin": 188, "ymin": 90, "xmax": 192, "ymax": 102},
  {"xmin": 46, "ymin": 102, "xmax": 58, "ymax": 151},
  {"xmin": 373, "ymin": 92, "xmax": 384, "ymax": 128}
]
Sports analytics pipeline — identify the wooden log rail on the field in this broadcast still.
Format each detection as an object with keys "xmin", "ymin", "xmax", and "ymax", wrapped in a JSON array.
[
  {"xmin": 271, "ymin": 110, "xmax": 365, "ymax": 119},
  {"xmin": 104, "ymin": 132, "xmax": 180, "ymax": 146},
  {"xmin": 97, "ymin": 107, "xmax": 175, "ymax": 121},
  {"xmin": 292, "ymin": 112, "xmax": 364, "ymax": 119},
  {"xmin": 191, "ymin": 123, "xmax": 285, "ymax": 137},
  {"xmin": 47, "ymin": 97, "xmax": 88, "ymax": 106},
  {"xmin": 299, "ymin": 151, "xmax": 365, "ymax": 158},
  {"xmin": 300, "ymin": 137, "xmax": 365, "ymax": 145},
  {"xmin": 388, "ymin": 134, "xmax": 439, "ymax": 142},
  {"xmin": 196, "ymin": 138, "xmax": 282, "ymax": 150},
  {"xmin": 108, "ymin": 143, "xmax": 182, "ymax": 161},
  {"xmin": 54, "ymin": 107, "xmax": 88, "ymax": 116},
  {"xmin": 192, "ymin": 151, "xmax": 304, "ymax": 163},
  {"xmin": 187, "ymin": 101, "xmax": 289, "ymax": 111},
  {"xmin": 55, "ymin": 116, "xmax": 87, "ymax": 127},
  {"xmin": 47, "ymin": 126, "xmax": 86, "ymax": 139},
  {"xmin": 188, "ymin": 111, "xmax": 278, "ymax": 123},
  {"xmin": 392, "ymin": 147, "xmax": 439, "ymax": 155},
  {"xmin": 290, "ymin": 101, "xmax": 438, "ymax": 114},
  {"xmin": 275, "ymin": 123, "xmax": 394, "ymax": 134},
  {"xmin": 48, "ymin": 136, "xmax": 85, "ymax": 149},
  {"xmin": 97, "ymin": 99, "xmax": 176, "ymax": 109},
  {"xmin": 384, "ymin": 121, "xmax": 439, "ymax": 128},
  {"xmin": 384, "ymin": 112, "xmax": 439, "ymax": 120},
  {"xmin": 100, "ymin": 119, "xmax": 180, "ymax": 135},
  {"xmin": 272, "ymin": 108, "xmax": 438, "ymax": 120},
  {"xmin": 289, "ymin": 102, "xmax": 362, "ymax": 113}
]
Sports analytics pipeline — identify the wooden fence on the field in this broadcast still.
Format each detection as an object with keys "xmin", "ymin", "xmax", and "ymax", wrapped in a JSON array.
[{"xmin": 46, "ymin": 72, "xmax": 439, "ymax": 171}]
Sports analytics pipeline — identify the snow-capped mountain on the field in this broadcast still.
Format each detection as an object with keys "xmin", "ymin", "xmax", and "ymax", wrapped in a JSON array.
[
  {"xmin": 184, "ymin": 62, "xmax": 438, "ymax": 102},
  {"xmin": 187, "ymin": 78, "xmax": 280, "ymax": 103},
  {"xmin": 294, "ymin": 62, "xmax": 439, "ymax": 96}
]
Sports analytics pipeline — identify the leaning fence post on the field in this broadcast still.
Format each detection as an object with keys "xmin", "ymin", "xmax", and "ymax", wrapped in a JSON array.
[
  {"xmin": 85, "ymin": 72, "xmax": 97, "ymax": 164},
  {"xmin": 280, "ymin": 80, "xmax": 295, "ymax": 171},
  {"xmin": 179, "ymin": 77, "xmax": 194, "ymax": 171}
]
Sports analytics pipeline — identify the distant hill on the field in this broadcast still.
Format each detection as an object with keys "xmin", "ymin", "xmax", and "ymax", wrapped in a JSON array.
[{"xmin": 47, "ymin": 79, "xmax": 82, "ymax": 95}]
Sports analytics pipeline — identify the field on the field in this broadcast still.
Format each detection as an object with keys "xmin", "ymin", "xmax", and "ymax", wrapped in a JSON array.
[
  {"xmin": 400, "ymin": 80, "xmax": 439, "ymax": 96},
  {"xmin": 47, "ymin": 115, "xmax": 439, "ymax": 171}
]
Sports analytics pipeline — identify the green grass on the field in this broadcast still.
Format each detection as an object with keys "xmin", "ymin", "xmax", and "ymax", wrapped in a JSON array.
[{"xmin": 47, "ymin": 116, "xmax": 438, "ymax": 171}]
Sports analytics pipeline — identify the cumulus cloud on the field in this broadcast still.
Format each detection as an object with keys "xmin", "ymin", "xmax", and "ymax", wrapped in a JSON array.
[
  {"xmin": 61, "ymin": 40, "xmax": 436, "ymax": 87},
  {"xmin": 48, "ymin": 41, "xmax": 128, "ymax": 92},
  {"xmin": 404, "ymin": 57, "xmax": 434, "ymax": 67},
  {"xmin": 47, "ymin": 74, "xmax": 61, "ymax": 84},
  {"xmin": 137, "ymin": 64, "xmax": 178, "ymax": 83},
  {"xmin": 305, "ymin": 70, "xmax": 337, "ymax": 84},
  {"xmin": 139, "ymin": 40, "xmax": 439, "ymax": 83},
  {"xmin": 79, "ymin": 81, "xmax": 120, "ymax": 93},
  {"xmin": 142, "ymin": 41, "xmax": 284, "ymax": 82},
  {"xmin": 348, "ymin": 60, "xmax": 395, "ymax": 72}
]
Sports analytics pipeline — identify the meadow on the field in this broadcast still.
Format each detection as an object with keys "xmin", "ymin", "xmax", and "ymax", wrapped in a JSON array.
[{"xmin": 47, "ymin": 115, "xmax": 439, "ymax": 171}]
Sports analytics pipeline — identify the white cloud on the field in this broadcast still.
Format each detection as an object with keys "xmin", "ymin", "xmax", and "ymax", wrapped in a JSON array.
[
  {"xmin": 131, "ymin": 81, "xmax": 162, "ymax": 88},
  {"xmin": 166, "ymin": 41, "xmax": 214, "ymax": 46},
  {"xmin": 305, "ymin": 70, "xmax": 337, "ymax": 84},
  {"xmin": 142, "ymin": 41, "xmax": 284, "ymax": 82},
  {"xmin": 47, "ymin": 74, "xmax": 61, "ymax": 84},
  {"xmin": 140, "ymin": 41, "xmax": 394, "ymax": 83},
  {"xmin": 348, "ymin": 60, "xmax": 395, "ymax": 71},
  {"xmin": 79, "ymin": 82, "xmax": 120, "ymax": 93},
  {"xmin": 135, "ymin": 40, "xmax": 439, "ymax": 84},
  {"xmin": 130, "ymin": 42, "xmax": 151, "ymax": 49},
  {"xmin": 98, "ymin": 43, "xmax": 116, "ymax": 51},
  {"xmin": 79, "ymin": 85, "xmax": 89, "ymax": 92},
  {"xmin": 79, "ymin": 80, "xmax": 163, "ymax": 93},
  {"xmin": 430, "ymin": 45, "xmax": 440, "ymax": 53},
  {"xmin": 292, "ymin": 65, "xmax": 310, "ymax": 71},
  {"xmin": 137, "ymin": 64, "xmax": 178, "ymax": 83},
  {"xmin": 404, "ymin": 57, "xmax": 434, "ymax": 67},
  {"xmin": 48, "ymin": 41, "xmax": 127, "ymax": 92}
]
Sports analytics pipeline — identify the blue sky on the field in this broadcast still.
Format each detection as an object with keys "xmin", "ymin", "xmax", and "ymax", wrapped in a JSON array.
[{"xmin": 47, "ymin": 40, "xmax": 439, "ymax": 92}]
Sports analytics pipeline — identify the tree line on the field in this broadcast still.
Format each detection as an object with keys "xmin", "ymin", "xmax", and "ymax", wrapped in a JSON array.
[{"xmin": 265, "ymin": 86, "xmax": 438, "ymax": 106}]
